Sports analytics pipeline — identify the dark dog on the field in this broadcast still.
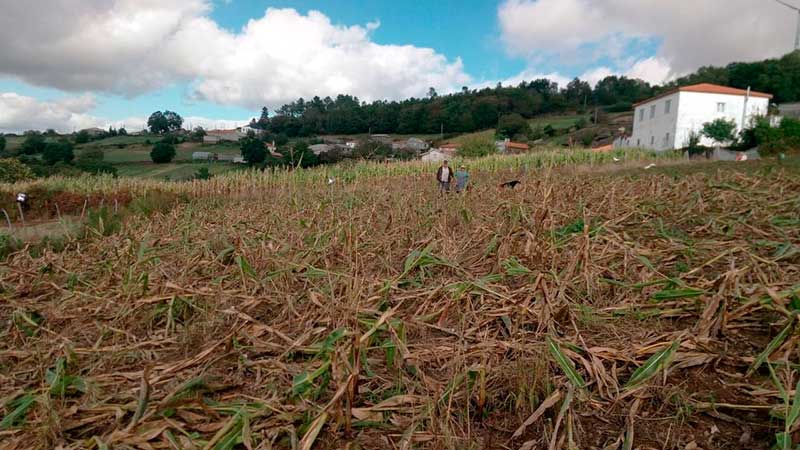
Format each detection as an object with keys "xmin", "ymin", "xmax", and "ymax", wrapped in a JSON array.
[{"xmin": 499, "ymin": 180, "xmax": 521, "ymax": 189}]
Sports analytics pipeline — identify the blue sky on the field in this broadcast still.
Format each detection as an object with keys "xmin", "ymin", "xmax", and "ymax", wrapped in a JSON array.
[{"xmin": 0, "ymin": 0, "xmax": 793, "ymax": 132}]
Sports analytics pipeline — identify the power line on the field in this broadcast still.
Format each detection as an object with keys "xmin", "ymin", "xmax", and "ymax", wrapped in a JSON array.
[{"xmin": 772, "ymin": 0, "xmax": 800, "ymax": 50}]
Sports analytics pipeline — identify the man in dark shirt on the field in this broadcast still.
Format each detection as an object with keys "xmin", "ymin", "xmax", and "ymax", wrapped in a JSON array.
[{"xmin": 436, "ymin": 160, "xmax": 454, "ymax": 193}]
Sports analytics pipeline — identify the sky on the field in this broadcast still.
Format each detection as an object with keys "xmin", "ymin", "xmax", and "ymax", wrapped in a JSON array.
[{"xmin": 0, "ymin": 0, "xmax": 797, "ymax": 133}]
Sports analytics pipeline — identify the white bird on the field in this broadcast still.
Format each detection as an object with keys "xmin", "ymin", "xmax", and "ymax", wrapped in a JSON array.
[
  {"xmin": 644, "ymin": 163, "xmax": 656, "ymax": 170},
  {"xmin": 613, "ymin": 157, "xmax": 620, "ymax": 162},
  {"xmin": 327, "ymin": 177, "xmax": 336, "ymax": 185}
]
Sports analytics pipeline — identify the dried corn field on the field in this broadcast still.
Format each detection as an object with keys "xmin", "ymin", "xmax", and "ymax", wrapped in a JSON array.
[{"xmin": 2, "ymin": 160, "xmax": 800, "ymax": 450}]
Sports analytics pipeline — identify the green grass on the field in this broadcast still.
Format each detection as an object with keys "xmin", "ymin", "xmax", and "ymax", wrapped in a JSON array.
[
  {"xmin": 115, "ymin": 162, "xmax": 243, "ymax": 180},
  {"xmin": 529, "ymin": 114, "xmax": 589, "ymax": 131},
  {"xmin": 76, "ymin": 143, "xmax": 242, "ymax": 164},
  {"xmin": 78, "ymin": 135, "xmax": 154, "ymax": 147}
]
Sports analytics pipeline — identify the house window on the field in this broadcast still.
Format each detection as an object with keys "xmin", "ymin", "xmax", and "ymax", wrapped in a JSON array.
[
  {"xmin": 639, "ymin": 109, "xmax": 644, "ymax": 121},
  {"xmin": 650, "ymin": 105, "xmax": 656, "ymax": 119},
  {"xmin": 650, "ymin": 136, "xmax": 655, "ymax": 146},
  {"xmin": 717, "ymin": 102, "xmax": 726, "ymax": 113},
  {"xmin": 665, "ymin": 100, "xmax": 671, "ymax": 114},
  {"xmin": 637, "ymin": 139, "xmax": 641, "ymax": 146},
  {"xmin": 664, "ymin": 132, "xmax": 670, "ymax": 147}
]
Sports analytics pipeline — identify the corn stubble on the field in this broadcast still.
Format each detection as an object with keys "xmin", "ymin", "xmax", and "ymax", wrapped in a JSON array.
[{"xmin": 1, "ymin": 156, "xmax": 800, "ymax": 449}]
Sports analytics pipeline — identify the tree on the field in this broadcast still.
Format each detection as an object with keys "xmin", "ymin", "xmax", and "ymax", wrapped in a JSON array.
[
  {"xmin": 150, "ymin": 141, "xmax": 176, "ymax": 163},
  {"xmin": 75, "ymin": 130, "xmax": 90, "ymax": 144},
  {"xmin": 0, "ymin": 135, "xmax": 5, "ymax": 155},
  {"xmin": 0, "ymin": 158, "xmax": 35, "ymax": 183},
  {"xmin": 42, "ymin": 140, "xmax": 75, "ymax": 165},
  {"xmin": 497, "ymin": 113, "xmax": 529, "ymax": 138},
  {"xmin": 147, "ymin": 110, "xmax": 183, "ymax": 134},
  {"xmin": 190, "ymin": 127, "xmax": 207, "ymax": 142},
  {"xmin": 701, "ymin": 118, "xmax": 737, "ymax": 146},
  {"xmin": 20, "ymin": 131, "xmax": 47, "ymax": 154},
  {"xmin": 240, "ymin": 136, "xmax": 266, "ymax": 165},
  {"xmin": 118, "ymin": 127, "xmax": 128, "ymax": 136}
]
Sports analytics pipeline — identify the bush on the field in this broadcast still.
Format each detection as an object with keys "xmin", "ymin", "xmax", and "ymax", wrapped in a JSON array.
[
  {"xmin": 0, "ymin": 158, "xmax": 35, "ymax": 182},
  {"xmin": 240, "ymin": 136, "xmax": 266, "ymax": 165},
  {"xmin": 0, "ymin": 135, "xmax": 6, "ymax": 154},
  {"xmin": 576, "ymin": 129, "xmax": 597, "ymax": 147},
  {"xmin": 20, "ymin": 132, "xmax": 46, "ymax": 155},
  {"xmin": 497, "ymin": 113, "xmax": 529, "ymax": 139},
  {"xmin": 193, "ymin": 167, "xmax": 212, "ymax": 180},
  {"xmin": 42, "ymin": 141, "xmax": 75, "ymax": 165},
  {"xmin": 150, "ymin": 142, "xmax": 176, "ymax": 164},
  {"xmin": 458, "ymin": 137, "xmax": 496, "ymax": 158},
  {"xmin": 75, "ymin": 159, "xmax": 117, "ymax": 176},
  {"xmin": 755, "ymin": 117, "xmax": 800, "ymax": 156},
  {"xmin": 74, "ymin": 130, "xmax": 90, "ymax": 144},
  {"xmin": 574, "ymin": 117, "xmax": 588, "ymax": 130},
  {"xmin": 701, "ymin": 118, "xmax": 737, "ymax": 146}
]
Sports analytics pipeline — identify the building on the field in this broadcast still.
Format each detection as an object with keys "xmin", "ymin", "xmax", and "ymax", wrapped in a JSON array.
[
  {"xmin": 192, "ymin": 151, "xmax": 216, "ymax": 161},
  {"xmin": 236, "ymin": 124, "xmax": 262, "ymax": 136},
  {"xmin": 81, "ymin": 127, "xmax": 106, "ymax": 137},
  {"xmin": 778, "ymin": 102, "xmax": 800, "ymax": 119},
  {"xmin": 495, "ymin": 139, "xmax": 530, "ymax": 153},
  {"xmin": 627, "ymin": 83, "xmax": 772, "ymax": 151},
  {"xmin": 204, "ymin": 129, "xmax": 240, "ymax": 142}
]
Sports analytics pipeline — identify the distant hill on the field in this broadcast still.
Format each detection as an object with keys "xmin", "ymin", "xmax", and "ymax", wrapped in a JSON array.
[{"xmin": 257, "ymin": 52, "xmax": 800, "ymax": 139}]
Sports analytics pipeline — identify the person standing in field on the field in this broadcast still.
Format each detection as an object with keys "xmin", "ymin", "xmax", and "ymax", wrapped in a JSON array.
[
  {"xmin": 436, "ymin": 160, "xmax": 454, "ymax": 194},
  {"xmin": 455, "ymin": 165, "xmax": 469, "ymax": 192}
]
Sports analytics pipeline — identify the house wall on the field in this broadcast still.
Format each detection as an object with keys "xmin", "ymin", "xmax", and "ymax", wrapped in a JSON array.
[
  {"xmin": 631, "ymin": 92, "xmax": 679, "ymax": 151},
  {"xmin": 674, "ymin": 92, "xmax": 769, "ymax": 148}
]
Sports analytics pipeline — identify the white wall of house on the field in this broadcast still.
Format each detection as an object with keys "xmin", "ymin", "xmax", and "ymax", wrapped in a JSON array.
[
  {"xmin": 630, "ymin": 92, "xmax": 679, "ymax": 151},
  {"xmin": 630, "ymin": 91, "xmax": 770, "ymax": 151},
  {"xmin": 674, "ymin": 92, "xmax": 768, "ymax": 148}
]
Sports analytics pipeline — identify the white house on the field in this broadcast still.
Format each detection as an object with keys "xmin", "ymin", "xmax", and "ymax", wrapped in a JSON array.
[{"xmin": 627, "ymin": 83, "xmax": 772, "ymax": 150}]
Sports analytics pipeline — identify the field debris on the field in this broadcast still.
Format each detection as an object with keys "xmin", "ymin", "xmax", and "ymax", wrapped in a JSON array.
[{"xmin": 1, "ymin": 159, "xmax": 799, "ymax": 449}]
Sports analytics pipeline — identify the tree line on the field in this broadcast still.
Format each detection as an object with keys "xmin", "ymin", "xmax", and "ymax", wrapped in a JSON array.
[{"xmin": 253, "ymin": 51, "xmax": 800, "ymax": 138}]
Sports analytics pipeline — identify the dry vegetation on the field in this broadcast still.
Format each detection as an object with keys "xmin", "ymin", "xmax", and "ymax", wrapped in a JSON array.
[{"xmin": 2, "ymin": 157, "xmax": 800, "ymax": 450}]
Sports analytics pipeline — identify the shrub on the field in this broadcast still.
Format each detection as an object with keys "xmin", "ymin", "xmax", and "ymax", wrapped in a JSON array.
[
  {"xmin": 0, "ymin": 135, "xmax": 6, "ymax": 154},
  {"xmin": 75, "ymin": 130, "xmax": 90, "ymax": 144},
  {"xmin": 20, "ymin": 132, "xmax": 46, "ymax": 155},
  {"xmin": 0, "ymin": 158, "xmax": 35, "ymax": 182},
  {"xmin": 193, "ymin": 167, "xmax": 212, "ymax": 180},
  {"xmin": 458, "ymin": 137, "xmax": 496, "ymax": 158},
  {"xmin": 42, "ymin": 141, "xmax": 75, "ymax": 165},
  {"xmin": 701, "ymin": 118, "xmax": 737, "ymax": 146},
  {"xmin": 755, "ymin": 117, "xmax": 800, "ymax": 156},
  {"xmin": 497, "ymin": 113, "xmax": 529, "ymax": 139},
  {"xmin": 576, "ymin": 129, "xmax": 597, "ymax": 147},
  {"xmin": 240, "ymin": 136, "xmax": 266, "ymax": 165},
  {"xmin": 543, "ymin": 125, "xmax": 556, "ymax": 137},
  {"xmin": 574, "ymin": 117, "xmax": 588, "ymax": 130},
  {"xmin": 150, "ymin": 142, "xmax": 176, "ymax": 164}
]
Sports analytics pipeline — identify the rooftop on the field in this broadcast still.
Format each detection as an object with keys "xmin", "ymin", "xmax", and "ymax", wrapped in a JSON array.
[{"xmin": 633, "ymin": 83, "xmax": 773, "ymax": 107}]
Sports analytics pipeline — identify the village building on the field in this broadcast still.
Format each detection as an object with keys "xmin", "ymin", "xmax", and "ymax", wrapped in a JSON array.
[
  {"xmin": 495, "ymin": 139, "xmax": 530, "ymax": 153},
  {"xmin": 626, "ymin": 83, "xmax": 772, "ymax": 151}
]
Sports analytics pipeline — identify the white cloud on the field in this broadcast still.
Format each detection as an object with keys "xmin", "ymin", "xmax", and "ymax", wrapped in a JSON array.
[
  {"xmin": 0, "ymin": 2, "xmax": 470, "ymax": 109},
  {"xmin": 0, "ymin": 92, "xmax": 250, "ymax": 133},
  {"xmin": 498, "ymin": 0, "xmax": 797, "ymax": 82},
  {"xmin": 0, "ymin": 93, "xmax": 101, "ymax": 133}
]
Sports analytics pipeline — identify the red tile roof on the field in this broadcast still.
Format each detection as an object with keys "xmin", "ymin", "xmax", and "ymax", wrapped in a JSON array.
[
  {"xmin": 633, "ymin": 83, "xmax": 772, "ymax": 107},
  {"xmin": 505, "ymin": 142, "xmax": 529, "ymax": 150}
]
